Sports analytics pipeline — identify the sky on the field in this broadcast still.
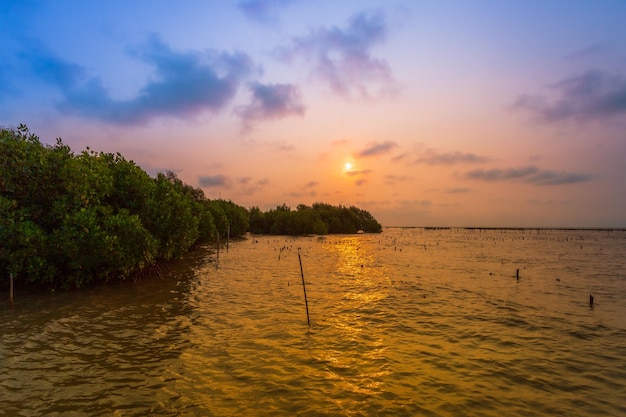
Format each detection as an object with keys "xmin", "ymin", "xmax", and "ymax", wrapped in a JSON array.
[{"xmin": 1, "ymin": 0, "xmax": 626, "ymax": 227}]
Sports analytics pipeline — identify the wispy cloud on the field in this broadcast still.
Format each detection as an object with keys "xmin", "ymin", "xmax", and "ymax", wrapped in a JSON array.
[
  {"xmin": 513, "ymin": 70, "xmax": 626, "ymax": 123},
  {"xmin": 384, "ymin": 174, "xmax": 412, "ymax": 184},
  {"xmin": 445, "ymin": 187, "xmax": 470, "ymax": 194},
  {"xmin": 237, "ymin": 0, "xmax": 295, "ymax": 25},
  {"xmin": 390, "ymin": 152, "xmax": 410, "ymax": 163},
  {"xmin": 278, "ymin": 10, "xmax": 395, "ymax": 98},
  {"xmin": 25, "ymin": 35, "xmax": 254, "ymax": 125},
  {"xmin": 199, "ymin": 174, "xmax": 232, "ymax": 188},
  {"xmin": 235, "ymin": 81, "xmax": 305, "ymax": 128},
  {"xmin": 345, "ymin": 169, "xmax": 372, "ymax": 177},
  {"xmin": 358, "ymin": 141, "xmax": 397, "ymax": 157},
  {"xmin": 565, "ymin": 42, "xmax": 612, "ymax": 60},
  {"xmin": 396, "ymin": 199, "xmax": 432, "ymax": 209},
  {"xmin": 463, "ymin": 165, "xmax": 592, "ymax": 186},
  {"xmin": 285, "ymin": 180, "xmax": 318, "ymax": 198},
  {"xmin": 526, "ymin": 199, "xmax": 571, "ymax": 206},
  {"xmin": 344, "ymin": 168, "xmax": 372, "ymax": 186},
  {"xmin": 238, "ymin": 177, "xmax": 269, "ymax": 195},
  {"xmin": 415, "ymin": 149, "xmax": 489, "ymax": 165}
]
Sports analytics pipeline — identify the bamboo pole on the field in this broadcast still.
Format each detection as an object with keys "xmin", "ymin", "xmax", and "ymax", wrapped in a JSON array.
[{"xmin": 298, "ymin": 253, "xmax": 311, "ymax": 327}]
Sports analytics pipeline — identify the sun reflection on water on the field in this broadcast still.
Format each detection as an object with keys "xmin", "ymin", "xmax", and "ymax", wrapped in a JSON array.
[{"xmin": 310, "ymin": 236, "xmax": 394, "ymax": 400}]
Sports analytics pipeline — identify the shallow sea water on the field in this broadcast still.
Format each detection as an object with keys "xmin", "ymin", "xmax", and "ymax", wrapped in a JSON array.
[{"xmin": 1, "ymin": 228, "xmax": 625, "ymax": 416}]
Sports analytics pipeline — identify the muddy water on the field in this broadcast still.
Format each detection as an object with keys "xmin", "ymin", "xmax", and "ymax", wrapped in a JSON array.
[{"xmin": 1, "ymin": 228, "xmax": 625, "ymax": 416}]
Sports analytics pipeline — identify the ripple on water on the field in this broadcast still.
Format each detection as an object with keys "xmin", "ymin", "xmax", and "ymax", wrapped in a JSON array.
[{"xmin": 1, "ymin": 229, "xmax": 626, "ymax": 416}]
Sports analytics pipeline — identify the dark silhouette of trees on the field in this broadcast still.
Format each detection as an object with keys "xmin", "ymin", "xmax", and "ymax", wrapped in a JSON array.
[{"xmin": 249, "ymin": 202, "xmax": 382, "ymax": 235}]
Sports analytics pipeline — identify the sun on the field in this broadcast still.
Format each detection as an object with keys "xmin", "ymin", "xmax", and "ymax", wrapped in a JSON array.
[{"xmin": 344, "ymin": 162, "xmax": 352, "ymax": 171}]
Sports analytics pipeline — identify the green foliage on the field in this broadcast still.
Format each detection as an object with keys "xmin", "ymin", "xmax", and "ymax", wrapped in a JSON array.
[
  {"xmin": 0, "ymin": 125, "xmax": 247, "ymax": 289},
  {"xmin": 1, "ymin": 125, "xmax": 377, "ymax": 289},
  {"xmin": 0, "ymin": 196, "xmax": 52, "ymax": 284},
  {"xmin": 210, "ymin": 199, "xmax": 249, "ymax": 237},
  {"xmin": 141, "ymin": 173, "xmax": 200, "ymax": 261},
  {"xmin": 248, "ymin": 206, "xmax": 267, "ymax": 234},
  {"xmin": 250, "ymin": 202, "xmax": 382, "ymax": 235}
]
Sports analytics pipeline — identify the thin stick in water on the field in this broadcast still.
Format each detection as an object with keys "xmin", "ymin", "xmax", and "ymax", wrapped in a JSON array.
[
  {"xmin": 298, "ymin": 253, "xmax": 311, "ymax": 327},
  {"xmin": 9, "ymin": 273, "xmax": 14, "ymax": 309}
]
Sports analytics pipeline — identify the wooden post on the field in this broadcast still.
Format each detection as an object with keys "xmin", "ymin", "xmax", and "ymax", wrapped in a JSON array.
[
  {"xmin": 298, "ymin": 253, "xmax": 311, "ymax": 327},
  {"xmin": 516, "ymin": 269, "xmax": 519, "ymax": 281},
  {"xmin": 589, "ymin": 294, "xmax": 594, "ymax": 308},
  {"xmin": 9, "ymin": 273, "xmax": 14, "ymax": 309}
]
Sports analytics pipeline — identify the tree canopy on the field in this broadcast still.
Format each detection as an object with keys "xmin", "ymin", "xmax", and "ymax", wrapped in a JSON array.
[
  {"xmin": 0, "ymin": 125, "xmax": 248, "ymax": 289},
  {"xmin": 248, "ymin": 202, "xmax": 382, "ymax": 235}
]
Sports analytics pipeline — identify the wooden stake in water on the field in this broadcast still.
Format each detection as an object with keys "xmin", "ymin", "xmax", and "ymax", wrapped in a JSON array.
[
  {"xmin": 298, "ymin": 253, "xmax": 311, "ymax": 327},
  {"xmin": 9, "ymin": 273, "xmax": 14, "ymax": 309},
  {"xmin": 589, "ymin": 294, "xmax": 594, "ymax": 308}
]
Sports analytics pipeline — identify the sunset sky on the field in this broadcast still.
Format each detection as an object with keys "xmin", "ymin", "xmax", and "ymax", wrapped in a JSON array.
[{"xmin": 2, "ymin": 1, "xmax": 625, "ymax": 227}]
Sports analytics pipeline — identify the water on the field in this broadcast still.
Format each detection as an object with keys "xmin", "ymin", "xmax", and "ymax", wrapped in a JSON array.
[{"xmin": 1, "ymin": 228, "xmax": 625, "ymax": 416}]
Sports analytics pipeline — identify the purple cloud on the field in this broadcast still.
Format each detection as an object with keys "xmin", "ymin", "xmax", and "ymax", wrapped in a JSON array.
[
  {"xmin": 19, "ymin": 43, "xmax": 85, "ymax": 90},
  {"xmin": 235, "ymin": 82, "xmax": 305, "ymax": 127},
  {"xmin": 358, "ymin": 141, "xmax": 397, "ymax": 157},
  {"xmin": 27, "ymin": 36, "xmax": 254, "ymax": 125},
  {"xmin": 464, "ymin": 165, "xmax": 592, "ymax": 186},
  {"xmin": 279, "ymin": 10, "xmax": 395, "ymax": 98},
  {"xmin": 199, "ymin": 175, "xmax": 232, "ymax": 188},
  {"xmin": 415, "ymin": 150, "xmax": 489, "ymax": 165},
  {"xmin": 513, "ymin": 70, "xmax": 626, "ymax": 123},
  {"xmin": 237, "ymin": 0, "xmax": 295, "ymax": 24}
]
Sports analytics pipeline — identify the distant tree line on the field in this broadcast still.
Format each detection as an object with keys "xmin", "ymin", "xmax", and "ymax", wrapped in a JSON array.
[
  {"xmin": 0, "ymin": 125, "xmax": 248, "ymax": 289},
  {"xmin": 249, "ymin": 203, "xmax": 382, "ymax": 235},
  {"xmin": 1, "ymin": 125, "xmax": 383, "ymax": 289}
]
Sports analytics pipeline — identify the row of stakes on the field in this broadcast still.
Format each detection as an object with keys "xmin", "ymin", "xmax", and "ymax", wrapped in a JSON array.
[{"xmin": 4, "ymin": 267, "xmax": 596, "ymax": 311}]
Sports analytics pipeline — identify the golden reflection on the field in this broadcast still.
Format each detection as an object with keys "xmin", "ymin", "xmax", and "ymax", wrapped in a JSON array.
[
  {"xmin": 334, "ymin": 237, "xmax": 370, "ymax": 275},
  {"xmin": 331, "ymin": 236, "xmax": 389, "ymax": 304},
  {"xmin": 316, "ymin": 236, "xmax": 392, "ymax": 398}
]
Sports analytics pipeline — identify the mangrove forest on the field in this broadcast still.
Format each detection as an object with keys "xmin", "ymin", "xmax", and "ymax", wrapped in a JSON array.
[{"xmin": 1, "ymin": 125, "xmax": 381, "ymax": 290}]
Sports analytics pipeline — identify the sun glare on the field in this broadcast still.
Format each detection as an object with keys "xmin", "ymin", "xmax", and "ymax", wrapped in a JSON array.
[{"xmin": 344, "ymin": 162, "xmax": 352, "ymax": 171}]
